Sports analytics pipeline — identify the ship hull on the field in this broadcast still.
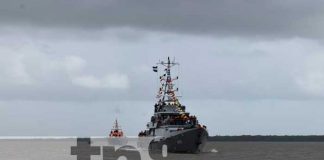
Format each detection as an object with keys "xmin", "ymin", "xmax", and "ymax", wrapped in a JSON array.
[{"xmin": 149, "ymin": 127, "xmax": 208, "ymax": 153}]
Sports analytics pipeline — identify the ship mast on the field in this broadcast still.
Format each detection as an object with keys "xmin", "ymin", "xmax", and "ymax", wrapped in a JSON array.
[
  {"xmin": 113, "ymin": 119, "xmax": 121, "ymax": 130},
  {"xmin": 155, "ymin": 57, "xmax": 180, "ymax": 104}
]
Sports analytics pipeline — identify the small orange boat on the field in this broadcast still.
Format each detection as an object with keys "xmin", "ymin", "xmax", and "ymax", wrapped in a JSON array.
[
  {"xmin": 109, "ymin": 119, "xmax": 124, "ymax": 137},
  {"xmin": 108, "ymin": 119, "xmax": 128, "ymax": 146}
]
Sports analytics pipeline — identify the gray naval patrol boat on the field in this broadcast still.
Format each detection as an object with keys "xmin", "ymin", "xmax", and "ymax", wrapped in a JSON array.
[{"xmin": 138, "ymin": 57, "xmax": 208, "ymax": 153}]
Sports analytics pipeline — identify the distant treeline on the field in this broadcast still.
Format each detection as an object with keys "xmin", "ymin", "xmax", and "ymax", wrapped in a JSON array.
[{"xmin": 209, "ymin": 135, "xmax": 324, "ymax": 142}]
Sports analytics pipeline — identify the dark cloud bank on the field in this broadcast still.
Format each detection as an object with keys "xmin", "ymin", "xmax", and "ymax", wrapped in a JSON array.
[{"xmin": 1, "ymin": 0, "xmax": 324, "ymax": 38}]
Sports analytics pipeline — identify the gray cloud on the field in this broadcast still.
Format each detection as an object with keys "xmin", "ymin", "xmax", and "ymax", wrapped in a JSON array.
[
  {"xmin": 2, "ymin": 1, "xmax": 324, "ymax": 136},
  {"xmin": 1, "ymin": 0, "xmax": 324, "ymax": 38},
  {"xmin": 1, "ymin": 28, "xmax": 324, "ymax": 101}
]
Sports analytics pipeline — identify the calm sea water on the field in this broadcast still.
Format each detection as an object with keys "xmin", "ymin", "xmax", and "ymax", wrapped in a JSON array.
[{"xmin": 1, "ymin": 139, "xmax": 324, "ymax": 160}]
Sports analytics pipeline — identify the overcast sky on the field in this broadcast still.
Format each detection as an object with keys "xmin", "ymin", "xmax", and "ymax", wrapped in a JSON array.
[{"xmin": 1, "ymin": 0, "xmax": 324, "ymax": 136}]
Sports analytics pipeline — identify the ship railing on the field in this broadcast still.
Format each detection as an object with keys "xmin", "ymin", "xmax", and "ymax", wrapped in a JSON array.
[{"xmin": 158, "ymin": 124, "xmax": 195, "ymax": 129}]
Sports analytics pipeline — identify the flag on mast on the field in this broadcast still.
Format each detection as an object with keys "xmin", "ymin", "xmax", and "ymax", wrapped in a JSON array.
[{"xmin": 153, "ymin": 66, "xmax": 158, "ymax": 72}]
